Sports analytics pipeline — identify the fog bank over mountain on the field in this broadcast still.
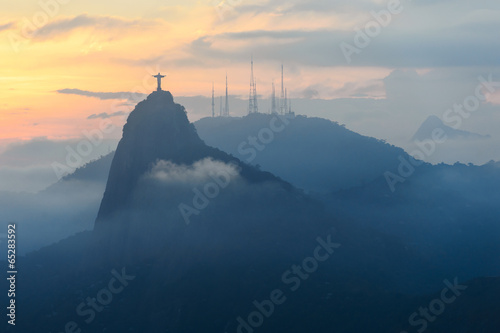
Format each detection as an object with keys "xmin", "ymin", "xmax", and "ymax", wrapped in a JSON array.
[{"xmin": 0, "ymin": 137, "xmax": 118, "ymax": 193}]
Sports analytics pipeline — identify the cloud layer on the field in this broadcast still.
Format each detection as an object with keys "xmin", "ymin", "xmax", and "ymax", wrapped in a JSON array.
[
  {"xmin": 144, "ymin": 158, "xmax": 240, "ymax": 185},
  {"xmin": 33, "ymin": 14, "xmax": 152, "ymax": 40},
  {"xmin": 57, "ymin": 88, "xmax": 147, "ymax": 101}
]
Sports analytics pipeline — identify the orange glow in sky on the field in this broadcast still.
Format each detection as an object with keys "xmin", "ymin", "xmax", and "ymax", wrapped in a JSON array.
[{"xmin": 0, "ymin": 0, "xmax": 393, "ymax": 142}]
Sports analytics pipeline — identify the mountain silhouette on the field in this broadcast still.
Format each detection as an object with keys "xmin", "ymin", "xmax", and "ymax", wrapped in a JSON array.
[
  {"xmin": 95, "ymin": 91, "xmax": 286, "ymax": 230},
  {"xmin": 412, "ymin": 115, "xmax": 490, "ymax": 141}
]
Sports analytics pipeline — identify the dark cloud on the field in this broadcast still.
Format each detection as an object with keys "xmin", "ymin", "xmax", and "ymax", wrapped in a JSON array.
[
  {"xmin": 233, "ymin": 0, "xmax": 500, "ymax": 16},
  {"xmin": 183, "ymin": 24, "xmax": 500, "ymax": 68},
  {"xmin": 112, "ymin": 55, "xmax": 166, "ymax": 67},
  {"xmin": 33, "ymin": 14, "xmax": 152, "ymax": 40},
  {"xmin": 0, "ymin": 22, "xmax": 14, "ymax": 32},
  {"xmin": 185, "ymin": 30, "xmax": 341, "ymax": 67},
  {"xmin": 112, "ymin": 54, "xmax": 208, "ymax": 69},
  {"xmin": 116, "ymin": 102, "xmax": 135, "ymax": 107},
  {"xmin": 57, "ymin": 88, "xmax": 147, "ymax": 101},
  {"xmin": 87, "ymin": 111, "xmax": 128, "ymax": 119},
  {"xmin": 302, "ymin": 87, "xmax": 320, "ymax": 99},
  {"xmin": 232, "ymin": 0, "xmax": 376, "ymax": 16},
  {"xmin": 333, "ymin": 81, "xmax": 385, "ymax": 98},
  {"xmin": 217, "ymin": 29, "xmax": 313, "ymax": 40}
]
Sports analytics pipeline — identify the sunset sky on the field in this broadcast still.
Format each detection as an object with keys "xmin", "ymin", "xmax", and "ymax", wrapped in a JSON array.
[{"xmin": 1, "ymin": 0, "xmax": 500, "ymax": 191}]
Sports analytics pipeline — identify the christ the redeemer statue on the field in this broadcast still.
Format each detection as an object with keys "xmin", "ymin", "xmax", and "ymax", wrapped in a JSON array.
[{"xmin": 153, "ymin": 73, "xmax": 166, "ymax": 91}]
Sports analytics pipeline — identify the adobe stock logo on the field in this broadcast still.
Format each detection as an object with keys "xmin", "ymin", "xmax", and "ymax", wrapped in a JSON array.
[
  {"xmin": 212, "ymin": 0, "xmax": 243, "ymax": 21},
  {"xmin": 400, "ymin": 278, "xmax": 466, "ymax": 333},
  {"xmin": 49, "ymin": 267, "xmax": 135, "ymax": 333},
  {"xmin": 51, "ymin": 65, "xmax": 159, "ymax": 180},
  {"xmin": 384, "ymin": 74, "xmax": 500, "ymax": 192},
  {"xmin": 178, "ymin": 161, "xmax": 241, "ymax": 225},
  {"xmin": 7, "ymin": 0, "xmax": 72, "ymax": 53},
  {"xmin": 340, "ymin": 0, "xmax": 409, "ymax": 64},
  {"xmin": 51, "ymin": 121, "xmax": 115, "ymax": 180},
  {"xmin": 234, "ymin": 233, "xmax": 340, "ymax": 333},
  {"xmin": 237, "ymin": 115, "xmax": 290, "ymax": 163}
]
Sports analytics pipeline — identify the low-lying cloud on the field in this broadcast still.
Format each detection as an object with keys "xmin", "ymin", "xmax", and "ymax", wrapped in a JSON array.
[
  {"xmin": 0, "ymin": 137, "xmax": 118, "ymax": 193},
  {"xmin": 0, "ymin": 179, "xmax": 105, "ymax": 255},
  {"xmin": 144, "ymin": 158, "xmax": 240, "ymax": 185}
]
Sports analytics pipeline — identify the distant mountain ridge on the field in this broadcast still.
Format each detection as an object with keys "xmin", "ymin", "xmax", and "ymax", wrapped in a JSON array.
[
  {"xmin": 195, "ymin": 113, "xmax": 409, "ymax": 192},
  {"xmin": 412, "ymin": 115, "xmax": 490, "ymax": 141}
]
